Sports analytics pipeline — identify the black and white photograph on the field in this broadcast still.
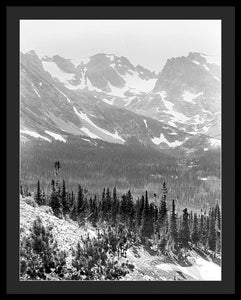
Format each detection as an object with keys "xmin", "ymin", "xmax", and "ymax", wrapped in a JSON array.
[{"xmin": 19, "ymin": 19, "xmax": 222, "ymax": 281}]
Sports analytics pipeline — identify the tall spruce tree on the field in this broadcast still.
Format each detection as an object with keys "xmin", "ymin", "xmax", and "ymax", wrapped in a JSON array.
[
  {"xmin": 61, "ymin": 180, "xmax": 69, "ymax": 216},
  {"xmin": 191, "ymin": 213, "xmax": 199, "ymax": 246},
  {"xmin": 179, "ymin": 208, "xmax": 190, "ymax": 249},
  {"xmin": 141, "ymin": 191, "xmax": 153, "ymax": 238},
  {"xmin": 215, "ymin": 202, "xmax": 221, "ymax": 253},
  {"xmin": 170, "ymin": 199, "xmax": 179, "ymax": 248},
  {"xmin": 208, "ymin": 208, "xmax": 216, "ymax": 253},
  {"xmin": 50, "ymin": 179, "xmax": 62, "ymax": 218},
  {"xmin": 111, "ymin": 187, "xmax": 119, "ymax": 222},
  {"xmin": 34, "ymin": 180, "xmax": 42, "ymax": 205},
  {"xmin": 158, "ymin": 198, "xmax": 168, "ymax": 236},
  {"xmin": 76, "ymin": 185, "xmax": 84, "ymax": 217},
  {"xmin": 105, "ymin": 187, "xmax": 112, "ymax": 220},
  {"xmin": 199, "ymin": 211, "xmax": 205, "ymax": 245}
]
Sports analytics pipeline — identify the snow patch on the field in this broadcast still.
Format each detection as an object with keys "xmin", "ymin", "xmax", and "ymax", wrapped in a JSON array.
[
  {"xmin": 157, "ymin": 253, "xmax": 221, "ymax": 280},
  {"xmin": 42, "ymin": 61, "xmax": 75, "ymax": 83},
  {"xmin": 143, "ymin": 119, "xmax": 148, "ymax": 128},
  {"xmin": 192, "ymin": 60, "xmax": 200, "ymax": 65},
  {"xmin": 20, "ymin": 129, "xmax": 51, "ymax": 142},
  {"xmin": 39, "ymin": 82, "xmax": 43, "ymax": 86},
  {"xmin": 107, "ymin": 55, "xmax": 114, "ymax": 62},
  {"xmin": 32, "ymin": 86, "xmax": 41, "ymax": 98},
  {"xmin": 73, "ymin": 106, "xmax": 125, "ymax": 143},
  {"xmin": 80, "ymin": 127, "xmax": 103, "ymax": 140},
  {"xmin": 183, "ymin": 91, "xmax": 203, "ymax": 104},
  {"xmin": 203, "ymin": 65, "xmax": 210, "ymax": 71},
  {"xmin": 110, "ymin": 69, "xmax": 156, "ymax": 95},
  {"xmin": 209, "ymin": 138, "xmax": 221, "ymax": 147},
  {"xmin": 151, "ymin": 133, "xmax": 184, "ymax": 147},
  {"xmin": 102, "ymin": 98, "xmax": 114, "ymax": 105},
  {"xmin": 45, "ymin": 130, "xmax": 66, "ymax": 143},
  {"xmin": 162, "ymin": 98, "xmax": 189, "ymax": 123},
  {"xmin": 55, "ymin": 87, "xmax": 71, "ymax": 103}
]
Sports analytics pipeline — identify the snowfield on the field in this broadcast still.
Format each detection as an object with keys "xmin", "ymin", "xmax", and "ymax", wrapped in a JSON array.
[
  {"xmin": 183, "ymin": 91, "xmax": 203, "ymax": 104},
  {"xmin": 156, "ymin": 252, "xmax": 221, "ymax": 281},
  {"xmin": 20, "ymin": 129, "xmax": 51, "ymax": 142},
  {"xmin": 42, "ymin": 61, "xmax": 75, "ymax": 83},
  {"xmin": 151, "ymin": 133, "xmax": 184, "ymax": 147},
  {"xmin": 45, "ymin": 130, "xmax": 66, "ymax": 143},
  {"xmin": 73, "ymin": 106, "xmax": 125, "ymax": 143}
]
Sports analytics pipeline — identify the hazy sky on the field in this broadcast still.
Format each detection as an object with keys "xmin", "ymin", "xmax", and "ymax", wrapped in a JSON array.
[{"xmin": 20, "ymin": 20, "xmax": 221, "ymax": 72}]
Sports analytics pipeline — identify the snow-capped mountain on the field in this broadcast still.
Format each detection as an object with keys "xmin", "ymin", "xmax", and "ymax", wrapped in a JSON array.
[
  {"xmin": 20, "ymin": 50, "xmax": 221, "ymax": 150},
  {"xmin": 20, "ymin": 50, "xmax": 193, "ymax": 149},
  {"xmin": 125, "ymin": 52, "xmax": 221, "ymax": 139},
  {"xmin": 41, "ymin": 53, "xmax": 157, "ymax": 98}
]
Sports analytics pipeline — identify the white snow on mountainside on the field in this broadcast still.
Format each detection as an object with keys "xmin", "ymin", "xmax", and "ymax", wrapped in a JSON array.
[{"xmin": 20, "ymin": 50, "xmax": 221, "ymax": 148}]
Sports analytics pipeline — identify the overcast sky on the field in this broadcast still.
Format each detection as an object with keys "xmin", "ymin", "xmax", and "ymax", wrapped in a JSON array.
[{"xmin": 20, "ymin": 20, "xmax": 221, "ymax": 72}]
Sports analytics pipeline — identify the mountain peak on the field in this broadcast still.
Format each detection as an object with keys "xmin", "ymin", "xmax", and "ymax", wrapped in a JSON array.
[{"xmin": 187, "ymin": 52, "xmax": 207, "ymax": 64}]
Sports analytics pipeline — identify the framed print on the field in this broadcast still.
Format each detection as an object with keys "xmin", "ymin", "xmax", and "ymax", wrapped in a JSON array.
[{"xmin": 6, "ymin": 5, "xmax": 235, "ymax": 294}]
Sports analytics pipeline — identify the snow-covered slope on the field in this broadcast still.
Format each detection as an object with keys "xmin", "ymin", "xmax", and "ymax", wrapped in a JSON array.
[
  {"xmin": 20, "ymin": 50, "xmax": 221, "ymax": 150},
  {"xmin": 20, "ymin": 50, "xmax": 192, "ymax": 149},
  {"xmin": 126, "ymin": 52, "xmax": 221, "ymax": 139},
  {"xmin": 41, "ymin": 53, "xmax": 157, "ymax": 96}
]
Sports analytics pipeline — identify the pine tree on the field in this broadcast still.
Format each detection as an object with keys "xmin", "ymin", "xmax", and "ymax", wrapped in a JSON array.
[
  {"xmin": 179, "ymin": 208, "xmax": 190, "ymax": 250},
  {"xmin": 199, "ymin": 210, "xmax": 205, "ymax": 246},
  {"xmin": 126, "ymin": 190, "xmax": 135, "ymax": 229},
  {"xmin": 208, "ymin": 208, "xmax": 216, "ymax": 253},
  {"xmin": 105, "ymin": 187, "xmax": 112, "ymax": 220},
  {"xmin": 120, "ymin": 194, "xmax": 127, "ymax": 223},
  {"xmin": 34, "ymin": 180, "xmax": 42, "ymax": 205},
  {"xmin": 162, "ymin": 182, "xmax": 168, "ymax": 201},
  {"xmin": 76, "ymin": 185, "xmax": 84, "ymax": 217},
  {"xmin": 215, "ymin": 202, "xmax": 221, "ymax": 253},
  {"xmin": 191, "ymin": 213, "xmax": 199, "ymax": 246},
  {"xmin": 50, "ymin": 179, "xmax": 62, "ymax": 218},
  {"xmin": 141, "ymin": 191, "xmax": 153, "ymax": 238},
  {"xmin": 136, "ymin": 195, "xmax": 144, "ymax": 229},
  {"xmin": 158, "ymin": 197, "xmax": 168, "ymax": 236},
  {"xmin": 61, "ymin": 180, "xmax": 69, "ymax": 216},
  {"xmin": 111, "ymin": 187, "xmax": 119, "ymax": 222},
  {"xmin": 170, "ymin": 199, "xmax": 179, "ymax": 249},
  {"xmin": 42, "ymin": 190, "xmax": 46, "ymax": 206},
  {"xmin": 91, "ymin": 195, "xmax": 99, "ymax": 226}
]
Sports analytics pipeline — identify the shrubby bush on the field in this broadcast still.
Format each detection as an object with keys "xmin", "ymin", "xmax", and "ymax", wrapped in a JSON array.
[
  {"xmin": 20, "ymin": 217, "xmax": 135, "ymax": 281},
  {"xmin": 20, "ymin": 217, "xmax": 67, "ymax": 280}
]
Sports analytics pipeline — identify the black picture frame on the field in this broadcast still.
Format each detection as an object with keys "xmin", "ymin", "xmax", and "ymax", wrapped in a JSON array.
[{"xmin": 6, "ymin": 5, "xmax": 235, "ymax": 294}]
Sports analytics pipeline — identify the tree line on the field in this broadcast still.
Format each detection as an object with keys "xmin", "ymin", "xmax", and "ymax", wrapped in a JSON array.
[
  {"xmin": 21, "ymin": 161, "xmax": 221, "ymax": 256},
  {"xmin": 20, "ymin": 161, "xmax": 221, "ymax": 280}
]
